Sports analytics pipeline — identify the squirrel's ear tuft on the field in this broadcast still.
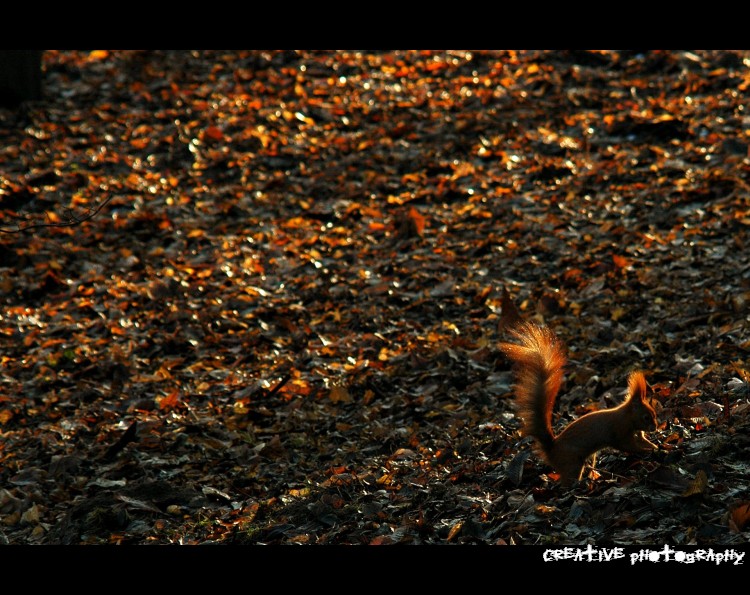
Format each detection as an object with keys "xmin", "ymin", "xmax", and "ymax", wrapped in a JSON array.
[{"xmin": 628, "ymin": 371, "xmax": 647, "ymax": 401}]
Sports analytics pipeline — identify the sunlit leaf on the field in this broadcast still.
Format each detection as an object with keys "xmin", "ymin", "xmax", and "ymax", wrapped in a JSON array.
[
  {"xmin": 446, "ymin": 521, "xmax": 463, "ymax": 541},
  {"xmin": 157, "ymin": 390, "xmax": 180, "ymax": 411},
  {"xmin": 612, "ymin": 254, "xmax": 630, "ymax": 270},
  {"xmin": 204, "ymin": 126, "xmax": 224, "ymax": 141},
  {"xmin": 408, "ymin": 206, "xmax": 426, "ymax": 235}
]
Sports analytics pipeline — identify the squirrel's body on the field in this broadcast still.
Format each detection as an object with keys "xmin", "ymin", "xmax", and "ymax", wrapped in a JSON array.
[{"xmin": 501, "ymin": 323, "xmax": 657, "ymax": 484}]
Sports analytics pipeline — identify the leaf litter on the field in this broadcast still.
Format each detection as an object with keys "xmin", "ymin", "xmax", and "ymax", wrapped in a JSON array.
[{"xmin": 0, "ymin": 50, "xmax": 750, "ymax": 545}]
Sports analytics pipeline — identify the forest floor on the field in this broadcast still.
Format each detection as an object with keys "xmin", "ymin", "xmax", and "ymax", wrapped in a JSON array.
[{"xmin": 1, "ymin": 50, "xmax": 750, "ymax": 546}]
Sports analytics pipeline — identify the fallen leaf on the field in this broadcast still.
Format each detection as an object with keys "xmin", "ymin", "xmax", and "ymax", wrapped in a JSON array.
[{"xmin": 681, "ymin": 469, "xmax": 709, "ymax": 497}]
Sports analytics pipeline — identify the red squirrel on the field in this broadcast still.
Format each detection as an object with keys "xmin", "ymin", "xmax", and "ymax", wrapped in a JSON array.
[{"xmin": 500, "ymin": 322, "xmax": 658, "ymax": 485}]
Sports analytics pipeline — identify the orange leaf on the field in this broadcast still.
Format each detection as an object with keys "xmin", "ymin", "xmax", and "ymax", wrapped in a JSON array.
[
  {"xmin": 130, "ymin": 137, "xmax": 150, "ymax": 150},
  {"xmin": 730, "ymin": 502, "xmax": 750, "ymax": 532},
  {"xmin": 109, "ymin": 324, "xmax": 127, "ymax": 336},
  {"xmin": 363, "ymin": 389, "xmax": 375, "ymax": 405},
  {"xmin": 158, "ymin": 390, "xmax": 180, "ymax": 411},
  {"xmin": 612, "ymin": 254, "xmax": 630, "ymax": 269},
  {"xmin": 204, "ymin": 126, "xmax": 224, "ymax": 141},
  {"xmin": 408, "ymin": 207, "xmax": 426, "ymax": 235},
  {"xmin": 446, "ymin": 521, "xmax": 463, "ymax": 541}
]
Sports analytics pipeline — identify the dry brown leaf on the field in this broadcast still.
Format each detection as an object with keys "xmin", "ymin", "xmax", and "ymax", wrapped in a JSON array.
[
  {"xmin": 328, "ymin": 384, "xmax": 351, "ymax": 403},
  {"xmin": 681, "ymin": 469, "xmax": 709, "ymax": 497},
  {"xmin": 729, "ymin": 502, "xmax": 750, "ymax": 532},
  {"xmin": 446, "ymin": 521, "xmax": 463, "ymax": 542}
]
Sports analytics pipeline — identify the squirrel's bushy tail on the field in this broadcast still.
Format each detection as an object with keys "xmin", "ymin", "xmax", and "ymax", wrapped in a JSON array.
[{"xmin": 500, "ymin": 323, "xmax": 566, "ymax": 456}]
